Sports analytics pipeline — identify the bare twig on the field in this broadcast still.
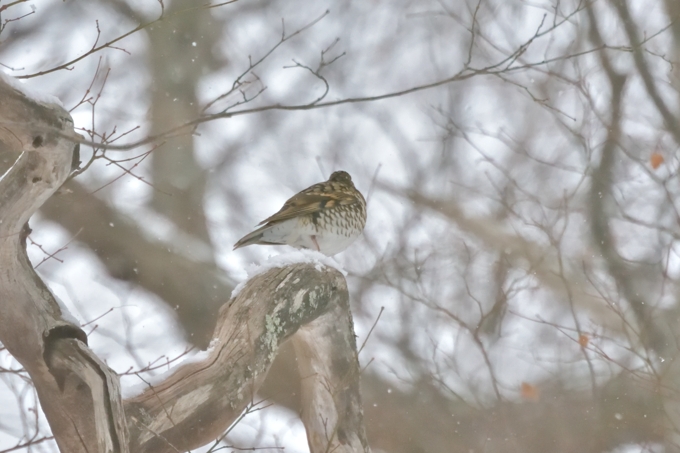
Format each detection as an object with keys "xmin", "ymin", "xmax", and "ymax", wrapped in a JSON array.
[{"xmin": 17, "ymin": 1, "xmax": 238, "ymax": 79}]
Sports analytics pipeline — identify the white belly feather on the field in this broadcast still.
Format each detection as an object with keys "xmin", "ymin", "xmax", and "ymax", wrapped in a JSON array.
[{"xmin": 260, "ymin": 217, "xmax": 362, "ymax": 256}]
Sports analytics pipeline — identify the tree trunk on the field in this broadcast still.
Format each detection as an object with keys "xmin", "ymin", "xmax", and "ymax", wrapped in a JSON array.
[{"xmin": 0, "ymin": 77, "xmax": 129, "ymax": 452}]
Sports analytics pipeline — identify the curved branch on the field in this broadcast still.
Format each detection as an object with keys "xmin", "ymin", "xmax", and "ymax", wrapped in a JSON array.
[{"xmin": 125, "ymin": 262, "xmax": 370, "ymax": 453}]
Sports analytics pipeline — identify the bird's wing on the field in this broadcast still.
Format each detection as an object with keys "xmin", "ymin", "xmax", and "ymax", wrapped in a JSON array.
[{"xmin": 258, "ymin": 186, "xmax": 356, "ymax": 225}]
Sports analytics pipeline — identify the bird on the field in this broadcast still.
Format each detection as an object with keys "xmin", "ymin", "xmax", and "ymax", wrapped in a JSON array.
[{"xmin": 233, "ymin": 170, "xmax": 367, "ymax": 256}]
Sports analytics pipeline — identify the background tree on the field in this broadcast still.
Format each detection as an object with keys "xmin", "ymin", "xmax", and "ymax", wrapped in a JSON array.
[{"xmin": 0, "ymin": 0, "xmax": 679, "ymax": 451}]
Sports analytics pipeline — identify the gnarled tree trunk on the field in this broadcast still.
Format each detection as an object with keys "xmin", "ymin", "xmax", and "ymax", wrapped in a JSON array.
[{"xmin": 0, "ymin": 77, "xmax": 128, "ymax": 452}]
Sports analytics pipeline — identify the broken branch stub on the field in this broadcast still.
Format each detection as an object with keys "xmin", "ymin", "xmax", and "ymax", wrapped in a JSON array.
[
  {"xmin": 126, "ymin": 262, "xmax": 370, "ymax": 453},
  {"xmin": 0, "ymin": 77, "xmax": 128, "ymax": 452},
  {"xmin": 292, "ymin": 280, "xmax": 371, "ymax": 453}
]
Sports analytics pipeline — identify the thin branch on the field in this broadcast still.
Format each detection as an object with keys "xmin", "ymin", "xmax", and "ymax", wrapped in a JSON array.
[
  {"xmin": 202, "ymin": 10, "xmax": 330, "ymax": 113},
  {"xmin": 0, "ymin": 436, "xmax": 55, "ymax": 453},
  {"xmin": 66, "ymin": 26, "xmax": 671, "ymax": 153},
  {"xmin": 358, "ymin": 307, "xmax": 384, "ymax": 355},
  {"xmin": 17, "ymin": 0, "xmax": 238, "ymax": 79}
]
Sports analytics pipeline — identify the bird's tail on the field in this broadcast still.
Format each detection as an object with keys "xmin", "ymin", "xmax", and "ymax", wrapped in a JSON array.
[{"xmin": 233, "ymin": 224, "xmax": 281, "ymax": 250}]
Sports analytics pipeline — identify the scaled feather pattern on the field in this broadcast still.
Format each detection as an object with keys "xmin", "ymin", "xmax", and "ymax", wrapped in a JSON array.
[{"xmin": 233, "ymin": 171, "xmax": 367, "ymax": 256}]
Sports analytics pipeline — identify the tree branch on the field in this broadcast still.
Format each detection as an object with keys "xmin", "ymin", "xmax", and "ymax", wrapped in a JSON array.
[{"xmin": 125, "ymin": 262, "xmax": 369, "ymax": 453}]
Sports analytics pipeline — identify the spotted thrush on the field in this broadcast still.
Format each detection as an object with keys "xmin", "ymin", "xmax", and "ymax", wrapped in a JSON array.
[{"xmin": 233, "ymin": 171, "xmax": 367, "ymax": 256}]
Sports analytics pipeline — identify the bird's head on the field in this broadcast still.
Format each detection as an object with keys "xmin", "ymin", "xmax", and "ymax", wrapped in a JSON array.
[{"xmin": 328, "ymin": 171, "xmax": 353, "ymax": 184}]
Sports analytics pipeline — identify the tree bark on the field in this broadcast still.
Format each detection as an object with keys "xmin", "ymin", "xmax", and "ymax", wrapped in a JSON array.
[
  {"xmin": 126, "ymin": 262, "xmax": 370, "ymax": 453},
  {"xmin": 292, "ymin": 285, "xmax": 369, "ymax": 452},
  {"xmin": 0, "ymin": 77, "xmax": 129, "ymax": 452}
]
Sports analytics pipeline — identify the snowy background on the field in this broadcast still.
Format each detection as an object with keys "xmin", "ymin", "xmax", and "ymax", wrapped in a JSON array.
[{"xmin": 1, "ymin": 0, "xmax": 679, "ymax": 452}]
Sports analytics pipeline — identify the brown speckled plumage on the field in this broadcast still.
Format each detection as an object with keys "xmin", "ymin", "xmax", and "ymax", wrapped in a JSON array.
[{"xmin": 233, "ymin": 171, "xmax": 367, "ymax": 256}]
